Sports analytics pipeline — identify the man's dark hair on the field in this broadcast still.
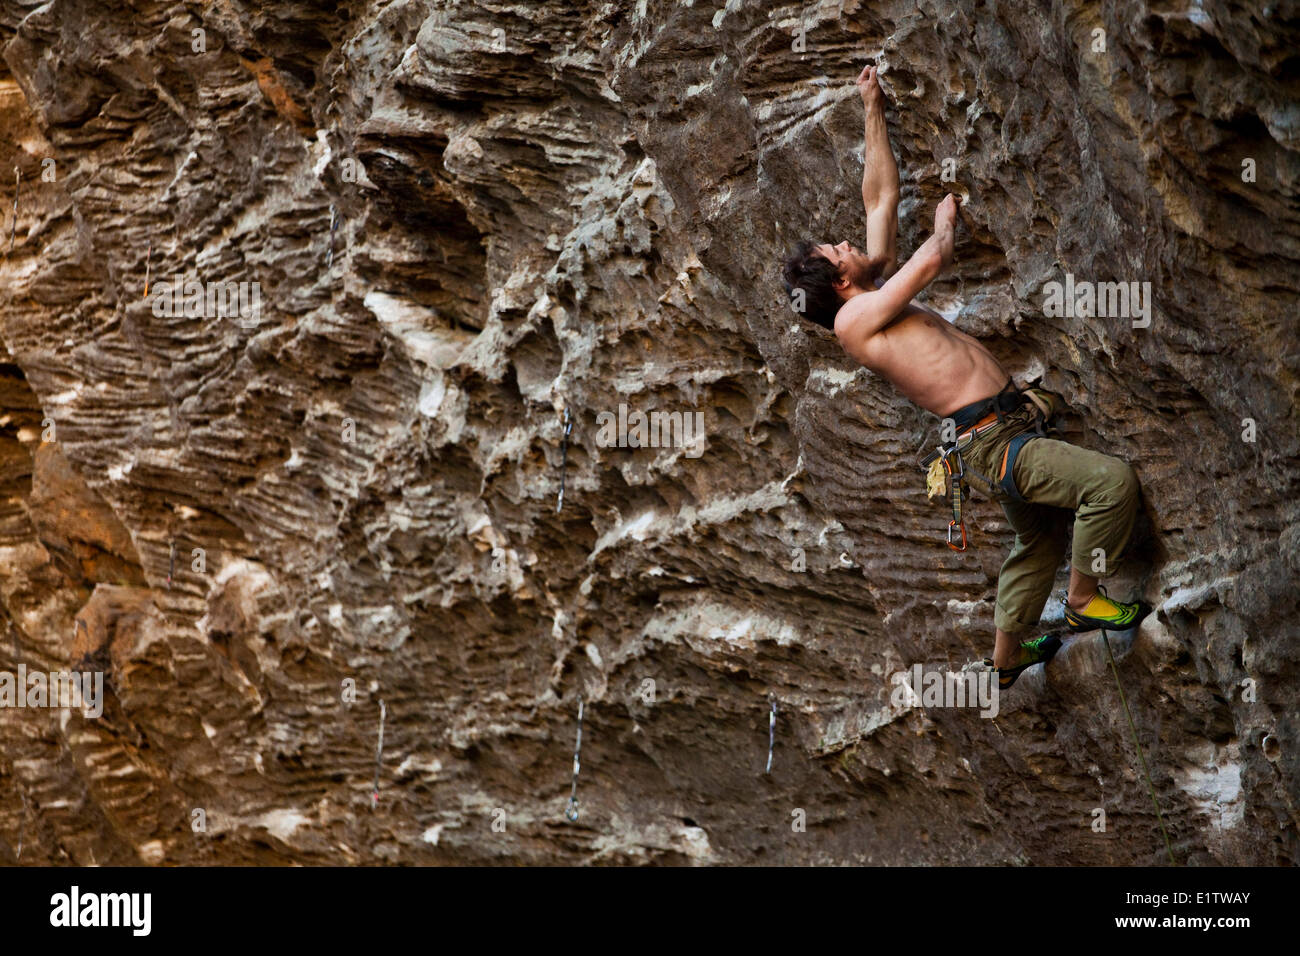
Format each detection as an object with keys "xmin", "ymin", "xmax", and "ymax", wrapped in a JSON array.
[{"xmin": 781, "ymin": 241, "xmax": 842, "ymax": 331}]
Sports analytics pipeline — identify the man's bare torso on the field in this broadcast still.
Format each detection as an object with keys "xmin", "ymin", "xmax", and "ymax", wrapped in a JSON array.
[{"xmin": 847, "ymin": 288, "xmax": 1009, "ymax": 418}]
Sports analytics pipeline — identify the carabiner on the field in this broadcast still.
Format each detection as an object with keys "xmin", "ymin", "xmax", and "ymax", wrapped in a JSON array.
[{"xmin": 946, "ymin": 522, "xmax": 967, "ymax": 554}]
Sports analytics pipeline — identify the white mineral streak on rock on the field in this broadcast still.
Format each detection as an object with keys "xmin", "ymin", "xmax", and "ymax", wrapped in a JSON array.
[
  {"xmin": 1177, "ymin": 742, "xmax": 1246, "ymax": 833},
  {"xmin": 363, "ymin": 291, "xmax": 472, "ymax": 369},
  {"xmin": 311, "ymin": 128, "xmax": 333, "ymax": 179},
  {"xmin": 257, "ymin": 808, "xmax": 311, "ymax": 842}
]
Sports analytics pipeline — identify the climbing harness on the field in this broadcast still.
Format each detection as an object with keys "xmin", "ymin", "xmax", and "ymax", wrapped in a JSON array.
[
  {"xmin": 556, "ymin": 406, "xmax": 573, "ymax": 513},
  {"xmin": 371, "ymin": 699, "xmax": 386, "ymax": 806},
  {"xmin": 564, "ymin": 696, "xmax": 583, "ymax": 822},
  {"xmin": 920, "ymin": 381, "xmax": 1061, "ymax": 551},
  {"xmin": 1103, "ymin": 633, "xmax": 1177, "ymax": 865},
  {"xmin": 6, "ymin": 167, "xmax": 18, "ymax": 256},
  {"xmin": 765, "ymin": 697, "xmax": 776, "ymax": 774},
  {"xmin": 325, "ymin": 204, "xmax": 339, "ymax": 269}
]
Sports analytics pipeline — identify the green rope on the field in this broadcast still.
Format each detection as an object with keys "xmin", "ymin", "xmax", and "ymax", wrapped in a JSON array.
[{"xmin": 1102, "ymin": 632, "xmax": 1177, "ymax": 866}]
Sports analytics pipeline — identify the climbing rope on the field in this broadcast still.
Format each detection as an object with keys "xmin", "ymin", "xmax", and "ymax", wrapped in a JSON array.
[
  {"xmin": 371, "ymin": 698, "xmax": 386, "ymax": 806},
  {"xmin": 1102, "ymin": 633, "xmax": 1177, "ymax": 866},
  {"xmin": 556, "ymin": 406, "xmax": 573, "ymax": 513},
  {"xmin": 765, "ymin": 697, "xmax": 777, "ymax": 774},
  {"xmin": 564, "ymin": 696, "xmax": 583, "ymax": 822}
]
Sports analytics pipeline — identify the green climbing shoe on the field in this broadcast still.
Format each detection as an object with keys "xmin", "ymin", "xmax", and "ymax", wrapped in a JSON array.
[
  {"xmin": 1062, "ymin": 585, "xmax": 1149, "ymax": 632},
  {"xmin": 984, "ymin": 633, "xmax": 1062, "ymax": 690}
]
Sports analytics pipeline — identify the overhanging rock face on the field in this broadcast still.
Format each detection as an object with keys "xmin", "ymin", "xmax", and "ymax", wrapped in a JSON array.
[{"xmin": 0, "ymin": 1, "xmax": 1296, "ymax": 865}]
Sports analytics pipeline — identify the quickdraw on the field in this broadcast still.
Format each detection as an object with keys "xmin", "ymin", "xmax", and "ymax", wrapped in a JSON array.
[
  {"xmin": 325, "ymin": 203, "xmax": 339, "ymax": 269},
  {"xmin": 6, "ymin": 167, "xmax": 19, "ymax": 256},
  {"xmin": 942, "ymin": 447, "xmax": 967, "ymax": 552},
  {"xmin": 765, "ymin": 696, "xmax": 776, "ymax": 774},
  {"xmin": 564, "ymin": 696, "xmax": 583, "ymax": 822},
  {"xmin": 16, "ymin": 791, "xmax": 28, "ymax": 860},
  {"xmin": 556, "ymin": 406, "xmax": 573, "ymax": 513},
  {"xmin": 372, "ymin": 698, "xmax": 386, "ymax": 806}
]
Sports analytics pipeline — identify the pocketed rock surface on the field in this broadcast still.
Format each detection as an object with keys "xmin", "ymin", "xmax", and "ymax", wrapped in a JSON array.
[{"xmin": 0, "ymin": 0, "xmax": 1296, "ymax": 865}]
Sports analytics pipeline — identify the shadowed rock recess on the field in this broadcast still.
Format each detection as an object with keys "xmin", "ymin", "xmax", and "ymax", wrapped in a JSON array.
[{"xmin": 0, "ymin": 0, "xmax": 1295, "ymax": 866}]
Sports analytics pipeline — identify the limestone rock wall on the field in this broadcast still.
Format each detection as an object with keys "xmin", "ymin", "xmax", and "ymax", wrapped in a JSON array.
[{"xmin": 0, "ymin": 0, "xmax": 1296, "ymax": 865}]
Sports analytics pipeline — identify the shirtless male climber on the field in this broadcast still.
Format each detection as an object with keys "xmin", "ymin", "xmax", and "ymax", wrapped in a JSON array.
[{"xmin": 780, "ymin": 64, "xmax": 1149, "ymax": 689}]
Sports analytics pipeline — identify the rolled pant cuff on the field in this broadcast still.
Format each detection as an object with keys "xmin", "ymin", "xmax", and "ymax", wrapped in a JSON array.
[{"xmin": 995, "ymin": 602, "xmax": 1038, "ymax": 635}]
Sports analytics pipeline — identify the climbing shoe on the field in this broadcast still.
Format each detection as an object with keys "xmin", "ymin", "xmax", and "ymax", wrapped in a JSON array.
[
  {"xmin": 983, "ymin": 633, "xmax": 1062, "ymax": 690},
  {"xmin": 1061, "ymin": 585, "xmax": 1149, "ymax": 632}
]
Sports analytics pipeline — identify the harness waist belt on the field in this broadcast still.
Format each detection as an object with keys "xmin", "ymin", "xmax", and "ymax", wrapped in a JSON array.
[
  {"xmin": 947, "ymin": 379, "xmax": 1024, "ymax": 431},
  {"xmin": 957, "ymin": 411, "xmax": 999, "ymax": 441}
]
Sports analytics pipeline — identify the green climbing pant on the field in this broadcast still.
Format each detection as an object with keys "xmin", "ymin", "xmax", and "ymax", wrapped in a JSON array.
[{"xmin": 959, "ymin": 403, "xmax": 1141, "ymax": 635}]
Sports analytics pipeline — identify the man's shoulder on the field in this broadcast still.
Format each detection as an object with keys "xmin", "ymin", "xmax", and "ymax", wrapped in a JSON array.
[
  {"xmin": 834, "ymin": 286, "xmax": 879, "ymax": 320},
  {"xmin": 833, "ymin": 295, "xmax": 887, "ymax": 363},
  {"xmin": 832, "ymin": 291, "xmax": 870, "ymax": 340}
]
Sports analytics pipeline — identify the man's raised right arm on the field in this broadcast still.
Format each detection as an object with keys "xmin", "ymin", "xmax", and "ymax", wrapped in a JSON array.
[{"xmin": 858, "ymin": 65, "xmax": 900, "ymax": 279}]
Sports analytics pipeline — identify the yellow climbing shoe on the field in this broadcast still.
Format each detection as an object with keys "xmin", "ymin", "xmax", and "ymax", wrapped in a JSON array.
[{"xmin": 1062, "ymin": 585, "xmax": 1149, "ymax": 632}]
